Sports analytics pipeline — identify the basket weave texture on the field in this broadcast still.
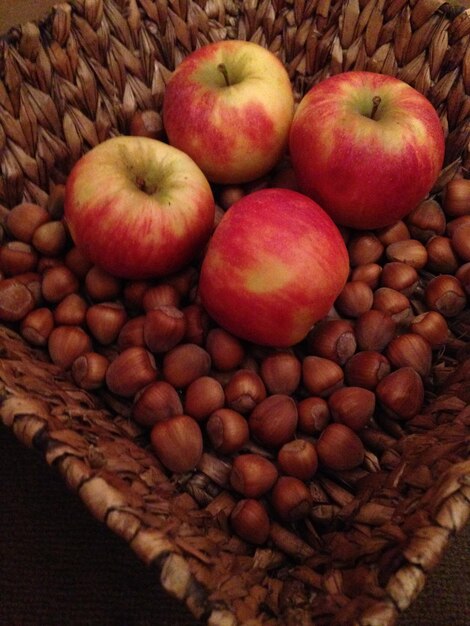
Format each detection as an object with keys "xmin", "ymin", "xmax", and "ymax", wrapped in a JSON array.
[{"xmin": 1, "ymin": 1, "xmax": 470, "ymax": 625}]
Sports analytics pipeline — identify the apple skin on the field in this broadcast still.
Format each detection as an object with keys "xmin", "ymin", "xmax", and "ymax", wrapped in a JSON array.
[
  {"xmin": 198, "ymin": 188, "xmax": 349, "ymax": 348},
  {"xmin": 64, "ymin": 136, "xmax": 215, "ymax": 279},
  {"xmin": 162, "ymin": 40, "xmax": 294, "ymax": 185},
  {"xmin": 289, "ymin": 71, "xmax": 445, "ymax": 230}
]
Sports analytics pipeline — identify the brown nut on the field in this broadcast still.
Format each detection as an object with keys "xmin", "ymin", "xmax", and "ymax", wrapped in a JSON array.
[
  {"xmin": 105, "ymin": 347, "xmax": 158, "ymax": 397},
  {"xmin": 307, "ymin": 319, "xmax": 356, "ymax": 364},
  {"xmin": 230, "ymin": 499, "xmax": 270, "ymax": 545},
  {"xmin": 20, "ymin": 307, "xmax": 55, "ymax": 346},
  {"xmin": 334, "ymin": 280, "xmax": 374, "ymax": 318},
  {"xmin": 64, "ymin": 246, "xmax": 93, "ymax": 278},
  {"xmin": 229, "ymin": 454, "xmax": 278, "ymax": 498},
  {"xmin": 48, "ymin": 325, "xmax": 93, "ymax": 370},
  {"xmin": 302, "ymin": 356, "xmax": 344, "ymax": 398},
  {"xmin": 385, "ymin": 333, "xmax": 432, "ymax": 378},
  {"xmin": 205, "ymin": 327, "xmax": 245, "ymax": 371},
  {"xmin": 385, "ymin": 239, "xmax": 428, "ymax": 269},
  {"xmin": 248, "ymin": 394, "xmax": 298, "ymax": 448},
  {"xmin": 349, "ymin": 263, "xmax": 382, "ymax": 289},
  {"xmin": 224, "ymin": 369, "xmax": 267, "ymax": 414},
  {"xmin": 150, "ymin": 415, "xmax": 203, "ymax": 473},
  {"xmin": 206, "ymin": 407, "xmax": 249, "ymax": 455},
  {"xmin": 132, "ymin": 380, "xmax": 183, "ymax": 427},
  {"xmin": 354, "ymin": 309, "xmax": 397, "ymax": 352},
  {"xmin": 162, "ymin": 343, "xmax": 211, "ymax": 389},
  {"xmin": 84, "ymin": 265, "xmax": 122, "ymax": 301},
  {"xmin": 117, "ymin": 315, "xmax": 146, "ymax": 350},
  {"xmin": 277, "ymin": 439, "xmax": 318, "ymax": 481},
  {"xmin": 344, "ymin": 351, "xmax": 391, "ymax": 390},
  {"xmin": 348, "ymin": 232, "xmax": 384, "ymax": 266},
  {"xmin": 130, "ymin": 109, "xmax": 164, "ymax": 140},
  {"xmin": 376, "ymin": 220, "xmax": 411, "ymax": 246},
  {"xmin": 375, "ymin": 367, "xmax": 424, "ymax": 420},
  {"xmin": 31, "ymin": 220, "xmax": 67, "ymax": 256},
  {"xmin": 54, "ymin": 293, "xmax": 88, "ymax": 326},
  {"xmin": 328, "ymin": 386, "xmax": 376, "ymax": 431},
  {"xmin": 442, "ymin": 178, "xmax": 470, "ymax": 217},
  {"xmin": 316, "ymin": 423, "xmax": 365, "ymax": 471},
  {"xmin": 380, "ymin": 262, "xmax": 419, "ymax": 296},
  {"xmin": 259, "ymin": 350, "xmax": 301, "ymax": 395},
  {"xmin": 297, "ymin": 397, "xmax": 330, "ymax": 434},
  {"xmin": 271, "ymin": 476, "xmax": 313, "ymax": 522},
  {"xmin": 405, "ymin": 199, "xmax": 446, "ymax": 242},
  {"xmin": 71, "ymin": 352, "xmax": 109, "ymax": 390},
  {"xmin": 142, "ymin": 283, "xmax": 180, "ymax": 311},
  {"xmin": 0, "ymin": 277, "xmax": 36, "ymax": 321},
  {"xmin": 4, "ymin": 202, "xmax": 49, "ymax": 243},
  {"xmin": 409, "ymin": 311, "xmax": 449, "ymax": 348},
  {"xmin": 184, "ymin": 375, "xmax": 225, "ymax": 421},
  {"xmin": 424, "ymin": 274, "xmax": 467, "ymax": 318},
  {"xmin": 0, "ymin": 241, "xmax": 38, "ymax": 276},
  {"xmin": 143, "ymin": 305, "xmax": 186, "ymax": 353},
  {"xmin": 41, "ymin": 265, "xmax": 79, "ymax": 303},
  {"xmin": 425, "ymin": 236, "xmax": 459, "ymax": 274},
  {"xmin": 372, "ymin": 287, "xmax": 413, "ymax": 325},
  {"xmin": 86, "ymin": 302, "xmax": 128, "ymax": 346}
]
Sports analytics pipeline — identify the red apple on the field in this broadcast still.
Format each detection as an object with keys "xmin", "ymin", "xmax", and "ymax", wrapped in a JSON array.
[
  {"xmin": 198, "ymin": 188, "xmax": 349, "ymax": 348},
  {"xmin": 289, "ymin": 71, "xmax": 445, "ymax": 230},
  {"xmin": 64, "ymin": 136, "xmax": 214, "ymax": 279},
  {"xmin": 162, "ymin": 40, "xmax": 294, "ymax": 184}
]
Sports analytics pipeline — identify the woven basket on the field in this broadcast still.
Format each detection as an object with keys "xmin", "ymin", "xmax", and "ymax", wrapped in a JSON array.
[{"xmin": 1, "ymin": 1, "xmax": 470, "ymax": 624}]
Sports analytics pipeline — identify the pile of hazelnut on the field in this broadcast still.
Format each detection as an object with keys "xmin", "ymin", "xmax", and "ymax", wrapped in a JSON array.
[{"xmin": 0, "ymin": 170, "xmax": 469, "ymax": 546}]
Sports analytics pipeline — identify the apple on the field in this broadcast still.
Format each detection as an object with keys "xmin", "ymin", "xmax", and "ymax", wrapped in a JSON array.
[
  {"xmin": 289, "ymin": 71, "xmax": 445, "ymax": 230},
  {"xmin": 198, "ymin": 188, "xmax": 349, "ymax": 348},
  {"xmin": 64, "ymin": 136, "xmax": 215, "ymax": 279},
  {"xmin": 162, "ymin": 40, "xmax": 294, "ymax": 184}
]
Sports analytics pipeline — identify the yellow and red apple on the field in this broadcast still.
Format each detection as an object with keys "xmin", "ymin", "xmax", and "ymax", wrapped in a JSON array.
[
  {"xmin": 64, "ymin": 136, "xmax": 215, "ymax": 279},
  {"xmin": 289, "ymin": 71, "xmax": 445, "ymax": 229},
  {"xmin": 163, "ymin": 40, "xmax": 294, "ymax": 184},
  {"xmin": 198, "ymin": 188, "xmax": 349, "ymax": 348}
]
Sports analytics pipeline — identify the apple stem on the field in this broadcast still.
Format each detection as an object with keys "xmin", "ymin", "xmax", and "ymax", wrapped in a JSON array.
[
  {"xmin": 370, "ymin": 96, "xmax": 382, "ymax": 120},
  {"xmin": 217, "ymin": 63, "xmax": 230, "ymax": 87}
]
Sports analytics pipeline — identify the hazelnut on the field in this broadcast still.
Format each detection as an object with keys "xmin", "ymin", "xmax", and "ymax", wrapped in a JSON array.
[
  {"xmin": 105, "ymin": 347, "xmax": 158, "ymax": 397},
  {"xmin": 143, "ymin": 305, "xmax": 186, "ymax": 352},
  {"xmin": 48, "ymin": 325, "xmax": 93, "ymax": 369},
  {"xmin": 230, "ymin": 499, "xmax": 270, "ymax": 545},
  {"xmin": 316, "ymin": 423, "xmax": 365, "ymax": 471},
  {"xmin": 297, "ymin": 397, "xmax": 330, "ymax": 434},
  {"xmin": 184, "ymin": 375, "xmax": 225, "ymax": 421},
  {"xmin": 86, "ymin": 302, "xmax": 128, "ymax": 345},
  {"xmin": 132, "ymin": 380, "xmax": 183, "ymax": 427},
  {"xmin": 271, "ymin": 476, "xmax": 313, "ymax": 522},
  {"xmin": 162, "ymin": 343, "xmax": 211, "ymax": 388},
  {"xmin": 375, "ymin": 367, "xmax": 424, "ymax": 420},
  {"xmin": 229, "ymin": 454, "xmax": 278, "ymax": 498},
  {"xmin": 302, "ymin": 356, "xmax": 344, "ymax": 398},
  {"xmin": 206, "ymin": 408, "xmax": 250, "ymax": 455},
  {"xmin": 277, "ymin": 439, "xmax": 318, "ymax": 481},
  {"xmin": 150, "ymin": 415, "xmax": 203, "ymax": 473},
  {"xmin": 385, "ymin": 333, "xmax": 432, "ymax": 378},
  {"xmin": 259, "ymin": 350, "xmax": 301, "ymax": 395},
  {"xmin": 248, "ymin": 394, "xmax": 298, "ymax": 448},
  {"xmin": 224, "ymin": 369, "xmax": 267, "ymax": 414},
  {"xmin": 71, "ymin": 352, "xmax": 109, "ymax": 390},
  {"xmin": 205, "ymin": 327, "xmax": 245, "ymax": 371},
  {"xmin": 328, "ymin": 386, "xmax": 376, "ymax": 431}
]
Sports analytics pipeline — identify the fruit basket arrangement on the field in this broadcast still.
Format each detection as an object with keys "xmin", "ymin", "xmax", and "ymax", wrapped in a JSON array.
[{"xmin": 1, "ymin": 0, "xmax": 470, "ymax": 625}]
